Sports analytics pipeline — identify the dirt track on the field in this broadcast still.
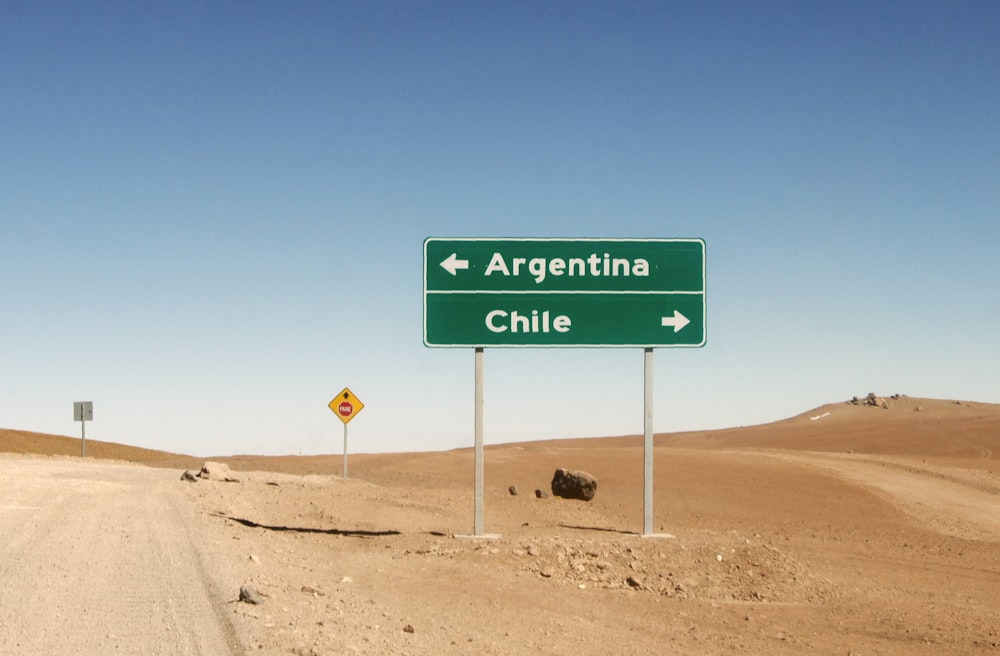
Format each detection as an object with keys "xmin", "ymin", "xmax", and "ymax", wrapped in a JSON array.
[
  {"xmin": 762, "ymin": 451, "xmax": 1000, "ymax": 541},
  {"xmin": 0, "ymin": 456, "xmax": 238, "ymax": 655}
]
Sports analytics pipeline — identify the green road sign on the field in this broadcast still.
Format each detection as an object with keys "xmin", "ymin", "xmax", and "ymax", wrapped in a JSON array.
[{"xmin": 423, "ymin": 238, "xmax": 706, "ymax": 347}]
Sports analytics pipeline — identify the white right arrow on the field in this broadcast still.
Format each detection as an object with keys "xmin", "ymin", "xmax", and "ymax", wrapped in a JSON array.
[
  {"xmin": 440, "ymin": 252, "xmax": 470, "ymax": 276},
  {"xmin": 661, "ymin": 310, "xmax": 690, "ymax": 333}
]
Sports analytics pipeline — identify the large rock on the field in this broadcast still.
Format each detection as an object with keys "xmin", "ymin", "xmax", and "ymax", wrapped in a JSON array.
[
  {"xmin": 199, "ymin": 461, "xmax": 240, "ymax": 482},
  {"xmin": 551, "ymin": 468, "xmax": 598, "ymax": 501}
]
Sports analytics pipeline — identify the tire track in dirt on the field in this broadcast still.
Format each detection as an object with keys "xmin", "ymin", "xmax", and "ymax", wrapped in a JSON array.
[
  {"xmin": 756, "ymin": 451, "xmax": 1000, "ymax": 541},
  {"xmin": 0, "ymin": 457, "xmax": 240, "ymax": 655}
]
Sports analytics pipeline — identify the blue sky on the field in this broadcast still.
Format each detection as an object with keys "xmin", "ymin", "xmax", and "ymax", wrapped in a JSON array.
[{"xmin": 3, "ymin": 1, "xmax": 998, "ymax": 457}]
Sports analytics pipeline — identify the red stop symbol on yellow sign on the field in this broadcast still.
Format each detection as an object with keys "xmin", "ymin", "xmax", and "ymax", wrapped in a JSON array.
[{"xmin": 329, "ymin": 388, "xmax": 364, "ymax": 424}]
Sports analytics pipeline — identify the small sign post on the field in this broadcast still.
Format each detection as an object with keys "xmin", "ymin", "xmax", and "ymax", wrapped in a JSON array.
[
  {"xmin": 329, "ymin": 388, "xmax": 364, "ymax": 479},
  {"xmin": 73, "ymin": 401, "xmax": 93, "ymax": 457}
]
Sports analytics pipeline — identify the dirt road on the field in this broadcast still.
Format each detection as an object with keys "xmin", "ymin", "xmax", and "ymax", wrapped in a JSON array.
[
  {"xmin": 0, "ymin": 456, "xmax": 239, "ymax": 655},
  {"xmin": 760, "ymin": 450, "xmax": 1000, "ymax": 541}
]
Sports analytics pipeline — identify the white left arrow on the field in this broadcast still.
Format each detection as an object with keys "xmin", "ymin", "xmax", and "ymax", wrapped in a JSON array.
[
  {"xmin": 440, "ymin": 252, "xmax": 470, "ymax": 276},
  {"xmin": 661, "ymin": 310, "xmax": 691, "ymax": 333}
]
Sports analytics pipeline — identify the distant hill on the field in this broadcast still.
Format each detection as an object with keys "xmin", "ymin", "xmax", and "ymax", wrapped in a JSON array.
[
  {"xmin": 0, "ymin": 428, "xmax": 202, "ymax": 470},
  {"xmin": 4, "ymin": 396, "xmax": 998, "ymax": 474},
  {"xmin": 660, "ymin": 396, "xmax": 1000, "ymax": 459}
]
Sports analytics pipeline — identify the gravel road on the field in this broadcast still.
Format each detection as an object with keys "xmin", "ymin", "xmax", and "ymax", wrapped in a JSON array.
[{"xmin": 0, "ymin": 456, "xmax": 240, "ymax": 655}]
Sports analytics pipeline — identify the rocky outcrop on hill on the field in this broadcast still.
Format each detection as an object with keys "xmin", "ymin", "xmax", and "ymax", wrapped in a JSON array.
[{"xmin": 849, "ymin": 392, "xmax": 899, "ymax": 409}]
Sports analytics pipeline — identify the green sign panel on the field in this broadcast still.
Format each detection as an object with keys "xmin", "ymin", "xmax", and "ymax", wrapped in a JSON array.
[{"xmin": 424, "ymin": 238, "xmax": 706, "ymax": 348}]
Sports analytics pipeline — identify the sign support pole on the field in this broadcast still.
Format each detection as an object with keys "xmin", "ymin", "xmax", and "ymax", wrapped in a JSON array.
[
  {"xmin": 474, "ymin": 347, "xmax": 485, "ymax": 536},
  {"xmin": 81, "ymin": 417, "xmax": 87, "ymax": 458},
  {"xmin": 643, "ymin": 347, "xmax": 654, "ymax": 536},
  {"xmin": 343, "ymin": 422, "xmax": 349, "ymax": 479}
]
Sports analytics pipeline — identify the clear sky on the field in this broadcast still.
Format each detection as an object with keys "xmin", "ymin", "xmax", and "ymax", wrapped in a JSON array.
[{"xmin": 3, "ymin": 1, "xmax": 999, "ymax": 457}]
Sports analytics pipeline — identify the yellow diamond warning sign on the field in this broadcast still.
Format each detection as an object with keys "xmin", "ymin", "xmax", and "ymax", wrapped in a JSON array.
[{"xmin": 329, "ymin": 387, "xmax": 364, "ymax": 424}]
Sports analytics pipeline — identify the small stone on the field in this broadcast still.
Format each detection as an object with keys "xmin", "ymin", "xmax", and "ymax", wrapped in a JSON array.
[
  {"xmin": 180, "ymin": 470, "xmax": 198, "ymax": 482},
  {"xmin": 403, "ymin": 624, "xmax": 415, "ymax": 634},
  {"xmin": 239, "ymin": 585, "xmax": 263, "ymax": 605},
  {"xmin": 627, "ymin": 575, "xmax": 643, "ymax": 589},
  {"xmin": 508, "ymin": 485, "xmax": 519, "ymax": 496},
  {"xmin": 535, "ymin": 489, "xmax": 550, "ymax": 499}
]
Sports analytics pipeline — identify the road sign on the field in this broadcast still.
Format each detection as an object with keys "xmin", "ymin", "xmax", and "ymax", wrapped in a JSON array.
[
  {"xmin": 329, "ymin": 387, "xmax": 364, "ymax": 480},
  {"xmin": 73, "ymin": 401, "xmax": 93, "ymax": 457},
  {"xmin": 423, "ymin": 238, "xmax": 705, "ymax": 347},
  {"xmin": 73, "ymin": 401, "xmax": 93, "ymax": 422},
  {"xmin": 329, "ymin": 388, "xmax": 364, "ymax": 424}
]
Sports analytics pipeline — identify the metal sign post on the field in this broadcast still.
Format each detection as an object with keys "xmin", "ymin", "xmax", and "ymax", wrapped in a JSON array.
[
  {"xmin": 329, "ymin": 388, "xmax": 364, "ymax": 479},
  {"xmin": 342, "ymin": 422, "xmax": 348, "ymax": 479},
  {"xmin": 73, "ymin": 401, "xmax": 93, "ymax": 457},
  {"xmin": 474, "ymin": 347, "xmax": 485, "ymax": 536},
  {"xmin": 643, "ymin": 348, "xmax": 655, "ymax": 536},
  {"xmin": 423, "ymin": 237, "xmax": 706, "ymax": 537}
]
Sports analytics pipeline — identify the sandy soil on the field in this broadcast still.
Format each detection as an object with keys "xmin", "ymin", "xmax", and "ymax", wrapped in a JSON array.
[{"xmin": 3, "ymin": 396, "xmax": 1000, "ymax": 655}]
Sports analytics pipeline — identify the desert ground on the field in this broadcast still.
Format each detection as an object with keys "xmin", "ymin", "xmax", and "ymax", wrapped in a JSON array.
[{"xmin": 2, "ymin": 394, "xmax": 1000, "ymax": 655}]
